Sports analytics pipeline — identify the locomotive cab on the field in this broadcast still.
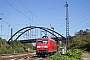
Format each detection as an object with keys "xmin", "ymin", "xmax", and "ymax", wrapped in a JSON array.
[
  {"xmin": 36, "ymin": 38, "xmax": 48, "ymax": 56},
  {"xmin": 36, "ymin": 38, "xmax": 57, "ymax": 56}
]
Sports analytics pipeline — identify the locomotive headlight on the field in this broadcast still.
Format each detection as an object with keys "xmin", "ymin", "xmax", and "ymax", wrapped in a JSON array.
[
  {"xmin": 37, "ymin": 46, "xmax": 40, "ymax": 48},
  {"xmin": 37, "ymin": 46, "xmax": 48, "ymax": 48},
  {"xmin": 44, "ymin": 46, "xmax": 48, "ymax": 48}
]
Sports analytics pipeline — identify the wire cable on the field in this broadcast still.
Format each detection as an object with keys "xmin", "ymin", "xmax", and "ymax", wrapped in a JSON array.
[
  {"xmin": 19, "ymin": 0, "xmax": 43, "ymax": 25},
  {"xmin": 4, "ymin": 0, "xmax": 38, "ymax": 25}
]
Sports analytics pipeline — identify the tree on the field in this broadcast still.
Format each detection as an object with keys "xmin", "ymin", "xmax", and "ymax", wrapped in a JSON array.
[
  {"xmin": 11, "ymin": 40, "xmax": 24, "ymax": 48},
  {"xmin": 10, "ymin": 40, "xmax": 25, "ymax": 53},
  {"xmin": 68, "ymin": 29, "xmax": 90, "ymax": 51}
]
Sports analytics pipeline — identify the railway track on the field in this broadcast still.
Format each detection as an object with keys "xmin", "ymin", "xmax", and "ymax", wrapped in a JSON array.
[{"xmin": 0, "ymin": 52, "xmax": 48, "ymax": 60}]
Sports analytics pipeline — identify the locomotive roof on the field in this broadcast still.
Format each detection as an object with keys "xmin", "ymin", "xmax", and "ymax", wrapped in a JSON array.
[
  {"xmin": 37, "ymin": 38, "xmax": 50, "ymax": 39},
  {"xmin": 37, "ymin": 38, "xmax": 55, "ymax": 42}
]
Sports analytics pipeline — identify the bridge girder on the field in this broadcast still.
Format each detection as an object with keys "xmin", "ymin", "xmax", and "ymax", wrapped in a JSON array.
[{"xmin": 8, "ymin": 26, "xmax": 65, "ymax": 43}]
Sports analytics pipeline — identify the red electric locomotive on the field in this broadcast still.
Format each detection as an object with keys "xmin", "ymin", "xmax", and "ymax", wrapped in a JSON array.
[{"xmin": 36, "ymin": 38, "xmax": 57, "ymax": 56}]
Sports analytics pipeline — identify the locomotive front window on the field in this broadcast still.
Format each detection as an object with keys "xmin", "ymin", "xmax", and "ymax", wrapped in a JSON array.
[
  {"xmin": 37, "ymin": 40, "xmax": 48, "ymax": 44},
  {"xmin": 37, "ymin": 40, "xmax": 43, "ymax": 43},
  {"xmin": 43, "ymin": 40, "xmax": 48, "ymax": 43}
]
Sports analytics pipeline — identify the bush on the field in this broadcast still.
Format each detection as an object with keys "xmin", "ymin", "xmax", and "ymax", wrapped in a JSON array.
[
  {"xmin": 49, "ymin": 49, "xmax": 83, "ymax": 60},
  {"xmin": 14, "ymin": 47, "xmax": 25, "ymax": 53},
  {"xmin": 0, "ymin": 48, "xmax": 14, "ymax": 54}
]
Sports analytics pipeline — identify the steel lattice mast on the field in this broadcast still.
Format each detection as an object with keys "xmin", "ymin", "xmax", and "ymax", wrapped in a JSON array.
[{"xmin": 65, "ymin": 2, "xmax": 69, "ymax": 45}]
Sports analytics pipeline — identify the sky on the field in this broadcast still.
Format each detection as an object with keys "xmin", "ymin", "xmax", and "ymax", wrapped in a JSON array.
[{"xmin": 0, "ymin": 0, "xmax": 90, "ymax": 40}]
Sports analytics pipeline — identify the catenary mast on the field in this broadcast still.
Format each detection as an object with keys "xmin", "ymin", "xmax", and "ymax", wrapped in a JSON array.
[{"xmin": 65, "ymin": 2, "xmax": 69, "ymax": 45}]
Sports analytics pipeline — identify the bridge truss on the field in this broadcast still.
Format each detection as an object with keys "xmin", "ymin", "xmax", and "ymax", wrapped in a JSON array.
[{"xmin": 8, "ymin": 26, "xmax": 65, "ymax": 44}]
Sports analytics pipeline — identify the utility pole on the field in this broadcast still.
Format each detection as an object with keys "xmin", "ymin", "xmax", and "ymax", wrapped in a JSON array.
[
  {"xmin": 0, "ymin": 18, "xmax": 2, "ymax": 30},
  {"xmin": 0, "ymin": 18, "xmax": 2, "ymax": 20},
  {"xmin": 50, "ymin": 24, "xmax": 54, "ymax": 38},
  {"xmin": 11, "ymin": 28, "xmax": 13, "ymax": 41},
  {"xmin": 65, "ymin": 2, "xmax": 69, "ymax": 45}
]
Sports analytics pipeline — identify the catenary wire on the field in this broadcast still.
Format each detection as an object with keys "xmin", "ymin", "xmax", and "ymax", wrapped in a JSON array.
[
  {"xmin": 3, "ymin": 0, "xmax": 38, "ymax": 25},
  {"xmin": 19, "ymin": 0, "xmax": 43, "ymax": 25}
]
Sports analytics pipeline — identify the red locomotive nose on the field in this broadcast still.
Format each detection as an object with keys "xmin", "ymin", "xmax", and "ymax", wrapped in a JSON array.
[
  {"xmin": 36, "ymin": 38, "xmax": 57, "ymax": 56},
  {"xmin": 37, "ymin": 46, "xmax": 48, "ymax": 48},
  {"xmin": 37, "ymin": 44, "xmax": 48, "ymax": 50}
]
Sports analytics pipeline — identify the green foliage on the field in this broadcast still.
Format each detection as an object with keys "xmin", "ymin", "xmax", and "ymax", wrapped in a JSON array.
[
  {"xmin": 33, "ymin": 46, "xmax": 36, "ymax": 50},
  {"xmin": 11, "ymin": 40, "xmax": 25, "ymax": 48},
  {"xmin": 66, "ymin": 49, "xmax": 82, "ymax": 60},
  {"xmin": 68, "ymin": 29, "xmax": 90, "ymax": 52},
  {"xmin": 0, "ymin": 38, "xmax": 34, "ymax": 54},
  {"xmin": 0, "ymin": 48, "xmax": 14, "ymax": 54},
  {"xmin": 49, "ymin": 49, "xmax": 82, "ymax": 60},
  {"xmin": 14, "ymin": 47, "xmax": 25, "ymax": 53},
  {"xmin": 10, "ymin": 40, "xmax": 25, "ymax": 53},
  {"xmin": 24, "ymin": 43, "xmax": 33, "ymax": 50}
]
